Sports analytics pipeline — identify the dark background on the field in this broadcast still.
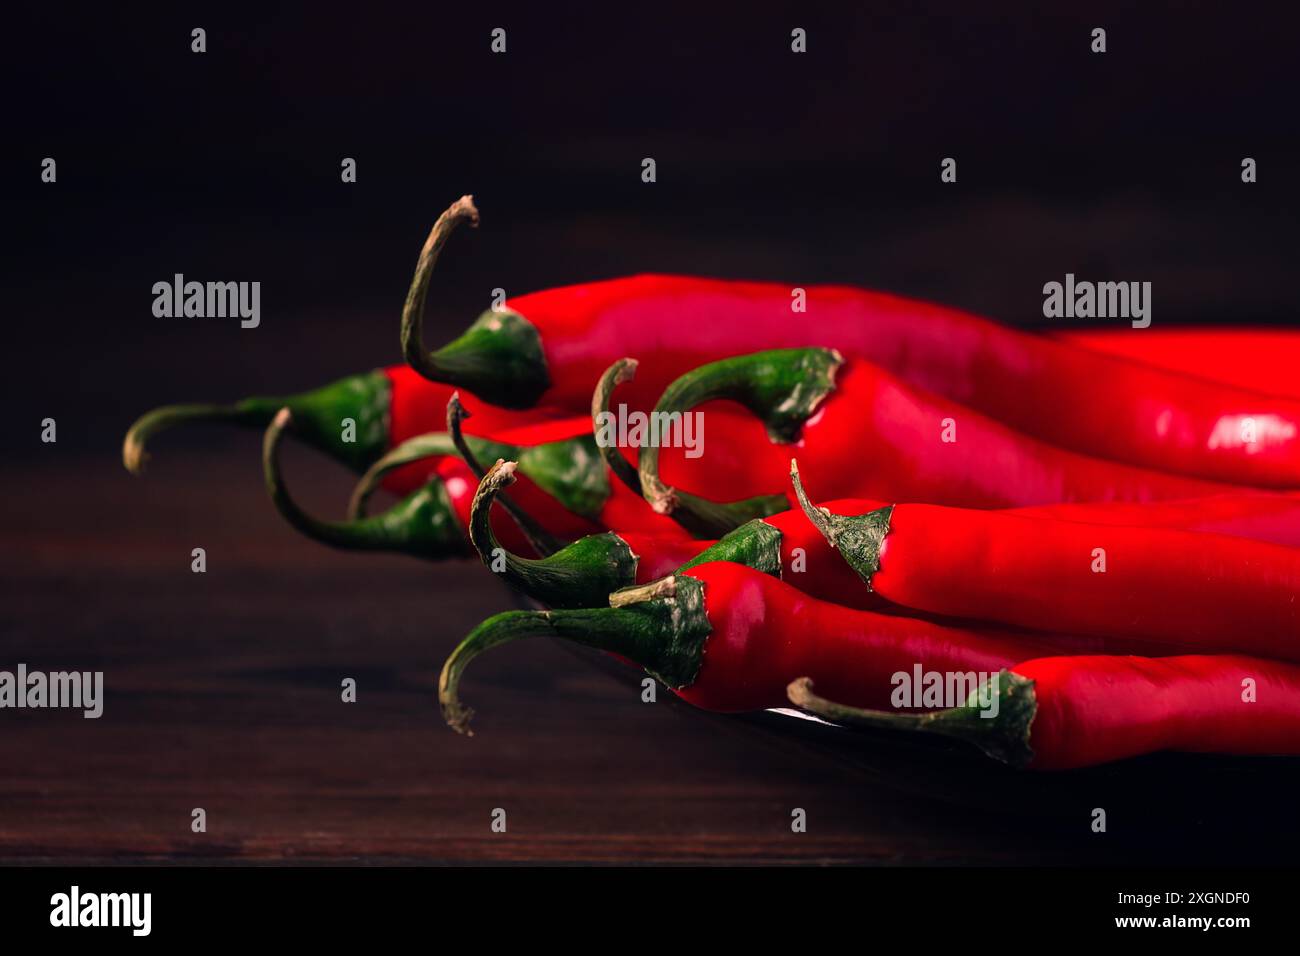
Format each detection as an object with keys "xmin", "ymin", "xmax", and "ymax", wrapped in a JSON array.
[{"xmin": 3, "ymin": 2, "xmax": 1299, "ymax": 863}]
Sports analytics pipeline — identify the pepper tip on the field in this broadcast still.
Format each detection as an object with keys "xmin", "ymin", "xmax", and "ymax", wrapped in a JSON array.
[
  {"xmin": 122, "ymin": 434, "xmax": 147, "ymax": 476},
  {"xmin": 615, "ymin": 357, "xmax": 638, "ymax": 384},
  {"xmin": 448, "ymin": 391, "xmax": 469, "ymax": 420},
  {"xmin": 786, "ymin": 677, "xmax": 816, "ymax": 708},
  {"xmin": 442, "ymin": 701, "xmax": 477, "ymax": 737},
  {"xmin": 453, "ymin": 194, "xmax": 480, "ymax": 227}
]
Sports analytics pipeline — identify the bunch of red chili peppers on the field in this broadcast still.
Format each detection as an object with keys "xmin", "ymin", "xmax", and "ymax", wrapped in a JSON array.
[{"xmin": 126, "ymin": 196, "xmax": 1300, "ymax": 771}]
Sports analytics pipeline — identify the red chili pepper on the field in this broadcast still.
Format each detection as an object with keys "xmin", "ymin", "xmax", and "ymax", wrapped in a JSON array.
[
  {"xmin": 1020, "ymin": 493, "xmax": 1300, "ymax": 547},
  {"xmin": 437, "ymin": 561, "xmax": 1160, "ymax": 735},
  {"xmin": 464, "ymin": 458, "xmax": 878, "ymax": 609},
  {"xmin": 402, "ymin": 198, "xmax": 1300, "ymax": 486},
  {"xmin": 636, "ymin": 349, "xmax": 1240, "ymax": 537},
  {"xmin": 788, "ymin": 654, "xmax": 1300, "ymax": 770},
  {"xmin": 1059, "ymin": 328, "xmax": 1300, "ymax": 401},
  {"xmin": 790, "ymin": 461, "xmax": 1300, "ymax": 662}
]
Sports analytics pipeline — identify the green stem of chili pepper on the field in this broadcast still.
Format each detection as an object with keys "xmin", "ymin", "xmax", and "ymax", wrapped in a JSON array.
[
  {"xmin": 348, "ymin": 429, "xmax": 609, "ymax": 527},
  {"xmin": 347, "ymin": 432, "xmax": 482, "ymax": 519},
  {"xmin": 675, "ymin": 521, "xmax": 785, "ymax": 575},
  {"xmin": 439, "ymin": 574, "xmax": 711, "ymax": 735},
  {"xmin": 263, "ymin": 408, "xmax": 469, "ymax": 559},
  {"xmin": 637, "ymin": 348, "xmax": 841, "ymax": 537},
  {"xmin": 786, "ymin": 674, "xmax": 1037, "ymax": 768},
  {"xmin": 469, "ymin": 460, "xmax": 639, "ymax": 608},
  {"xmin": 591, "ymin": 358, "xmax": 645, "ymax": 495},
  {"xmin": 123, "ymin": 369, "xmax": 391, "ymax": 476},
  {"xmin": 398, "ymin": 195, "xmax": 551, "ymax": 408},
  {"xmin": 448, "ymin": 394, "xmax": 561, "ymax": 557},
  {"xmin": 789, "ymin": 458, "xmax": 892, "ymax": 591}
]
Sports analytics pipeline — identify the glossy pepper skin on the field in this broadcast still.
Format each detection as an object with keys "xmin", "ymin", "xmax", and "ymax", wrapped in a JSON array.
[
  {"xmin": 790, "ymin": 655, "xmax": 1300, "ymax": 770},
  {"xmin": 637, "ymin": 349, "xmax": 1240, "ymax": 538},
  {"xmin": 791, "ymin": 463, "xmax": 1300, "ymax": 662},
  {"xmin": 412, "ymin": 268, "xmax": 1300, "ymax": 486},
  {"xmin": 437, "ymin": 561, "xmax": 1153, "ymax": 736},
  {"xmin": 1060, "ymin": 328, "xmax": 1300, "ymax": 401}
]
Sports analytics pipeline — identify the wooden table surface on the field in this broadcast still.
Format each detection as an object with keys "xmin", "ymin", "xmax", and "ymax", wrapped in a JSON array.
[{"xmin": 2, "ymin": 438, "xmax": 1296, "ymax": 866}]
